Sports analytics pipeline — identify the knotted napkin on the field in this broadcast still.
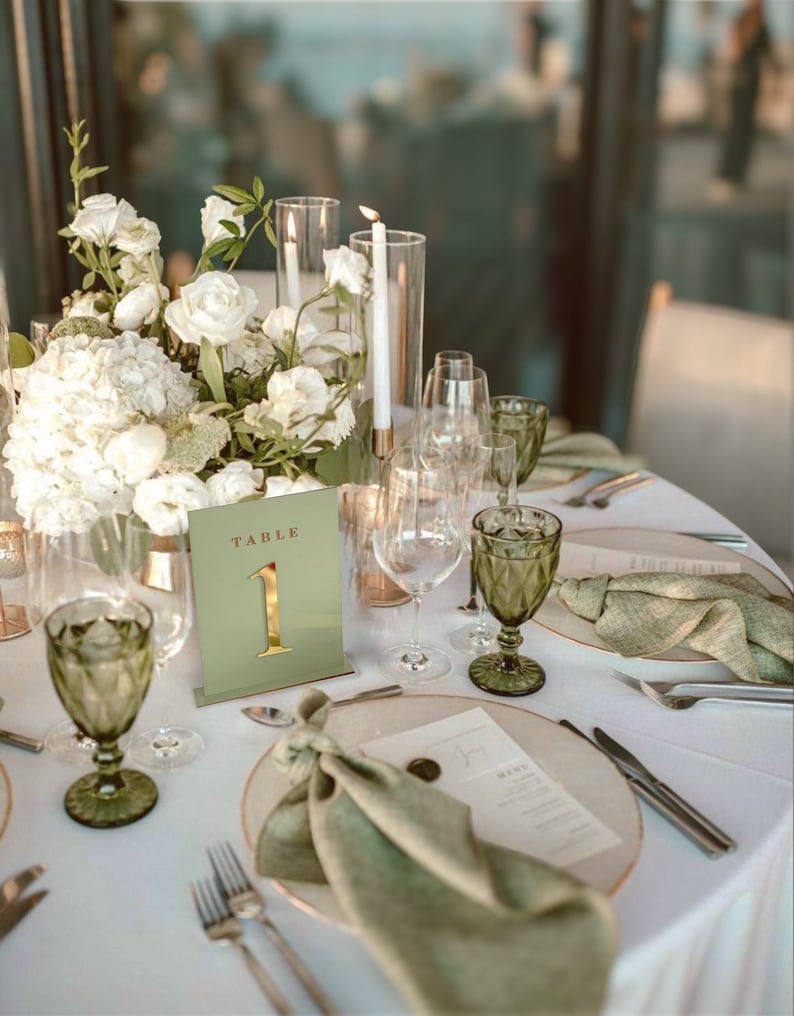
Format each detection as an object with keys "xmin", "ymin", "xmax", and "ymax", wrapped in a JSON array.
[
  {"xmin": 256, "ymin": 689, "xmax": 617, "ymax": 1014},
  {"xmin": 532, "ymin": 432, "xmax": 642, "ymax": 484},
  {"xmin": 557, "ymin": 571, "xmax": 793, "ymax": 684}
]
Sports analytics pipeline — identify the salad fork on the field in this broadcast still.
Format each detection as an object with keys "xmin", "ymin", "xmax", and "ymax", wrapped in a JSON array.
[
  {"xmin": 609, "ymin": 669, "xmax": 793, "ymax": 710},
  {"xmin": 559, "ymin": 471, "xmax": 641, "ymax": 508},
  {"xmin": 590, "ymin": 476, "xmax": 655, "ymax": 508},
  {"xmin": 190, "ymin": 877, "xmax": 292, "ymax": 1014},
  {"xmin": 208, "ymin": 842, "xmax": 337, "ymax": 1015}
]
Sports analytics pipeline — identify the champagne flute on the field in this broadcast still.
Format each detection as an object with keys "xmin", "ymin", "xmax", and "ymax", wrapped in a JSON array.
[
  {"xmin": 422, "ymin": 364, "xmax": 491, "ymax": 468},
  {"xmin": 433, "ymin": 349, "xmax": 474, "ymax": 379},
  {"xmin": 449, "ymin": 433, "xmax": 517, "ymax": 654},
  {"xmin": 372, "ymin": 445, "xmax": 462, "ymax": 684},
  {"xmin": 124, "ymin": 519, "xmax": 204, "ymax": 771}
]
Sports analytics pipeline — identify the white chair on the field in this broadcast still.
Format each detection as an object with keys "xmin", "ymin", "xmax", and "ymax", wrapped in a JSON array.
[{"xmin": 627, "ymin": 286, "xmax": 793, "ymax": 571}]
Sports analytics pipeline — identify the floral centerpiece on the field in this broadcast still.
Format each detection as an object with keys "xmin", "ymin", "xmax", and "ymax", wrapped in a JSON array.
[{"xmin": 3, "ymin": 122, "xmax": 371, "ymax": 537}]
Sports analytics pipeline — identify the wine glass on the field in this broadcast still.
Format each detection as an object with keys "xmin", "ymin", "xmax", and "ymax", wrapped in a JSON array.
[
  {"xmin": 372, "ymin": 445, "xmax": 462, "ymax": 684},
  {"xmin": 422, "ymin": 364, "xmax": 491, "ymax": 468},
  {"xmin": 31, "ymin": 523, "xmax": 127, "ymax": 766},
  {"xmin": 123, "ymin": 519, "xmax": 204, "ymax": 771},
  {"xmin": 469, "ymin": 505, "xmax": 561, "ymax": 696},
  {"xmin": 449, "ymin": 432, "xmax": 517, "ymax": 654},
  {"xmin": 490, "ymin": 397, "xmax": 549, "ymax": 486},
  {"xmin": 45, "ymin": 595, "xmax": 158, "ymax": 828},
  {"xmin": 433, "ymin": 349, "xmax": 474, "ymax": 379}
]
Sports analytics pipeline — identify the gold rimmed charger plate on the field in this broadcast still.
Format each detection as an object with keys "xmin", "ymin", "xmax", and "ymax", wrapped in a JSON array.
[
  {"xmin": 241, "ymin": 694, "xmax": 642, "ymax": 926},
  {"xmin": 0, "ymin": 764, "xmax": 11, "ymax": 844},
  {"xmin": 535, "ymin": 528, "xmax": 792, "ymax": 664}
]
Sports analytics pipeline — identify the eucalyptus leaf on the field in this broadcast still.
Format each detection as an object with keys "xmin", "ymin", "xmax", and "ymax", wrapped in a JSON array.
[
  {"xmin": 219, "ymin": 218, "xmax": 241, "ymax": 238},
  {"xmin": 82, "ymin": 271, "xmax": 96, "ymax": 289},
  {"xmin": 212, "ymin": 184, "xmax": 251, "ymax": 204},
  {"xmin": 264, "ymin": 220, "xmax": 277, "ymax": 247},
  {"xmin": 253, "ymin": 176, "xmax": 265, "ymax": 202},
  {"xmin": 8, "ymin": 333, "xmax": 35, "ymax": 368}
]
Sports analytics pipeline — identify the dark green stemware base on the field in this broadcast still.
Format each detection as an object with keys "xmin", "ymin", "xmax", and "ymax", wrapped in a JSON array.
[
  {"xmin": 468, "ymin": 654, "xmax": 546, "ymax": 697},
  {"xmin": 64, "ymin": 769, "xmax": 158, "ymax": 829}
]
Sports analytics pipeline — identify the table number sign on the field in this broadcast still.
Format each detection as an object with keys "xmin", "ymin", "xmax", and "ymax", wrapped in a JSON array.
[{"xmin": 189, "ymin": 487, "xmax": 353, "ymax": 706}]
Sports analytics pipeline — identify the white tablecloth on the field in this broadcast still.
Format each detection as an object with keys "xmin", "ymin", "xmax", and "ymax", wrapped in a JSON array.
[{"xmin": 0, "ymin": 475, "xmax": 791, "ymax": 1015}]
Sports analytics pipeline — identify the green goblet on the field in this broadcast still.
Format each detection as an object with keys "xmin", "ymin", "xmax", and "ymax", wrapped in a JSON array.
[
  {"xmin": 490, "ymin": 397, "xmax": 549, "ymax": 485},
  {"xmin": 45, "ymin": 596, "xmax": 158, "ymax": 828},
  {"xmin": 469, "ymin": 505, "xmax": 561, "ymax": 696}
]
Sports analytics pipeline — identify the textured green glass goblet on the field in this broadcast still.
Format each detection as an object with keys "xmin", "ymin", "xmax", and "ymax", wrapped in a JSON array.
[
  {"xmin": 45, "ymin": 596, "xmax": 158, "ymax": 828},
  {"xmin": 469, "ymin": 505, "xmax": 561, "ymax": 696},
  {"xmin": 490, "ymin": 397, "xmax": 549, "ymax": 485}
]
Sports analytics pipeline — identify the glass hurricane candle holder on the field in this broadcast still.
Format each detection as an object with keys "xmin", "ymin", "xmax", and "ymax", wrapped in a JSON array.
[
  {"xmin": 469, "ymin": 505, "xmax": 561, "ymax": 696},
  {"xmin": 275, "ymin": 197, "xmax": 340, "ymax": 310},
  {"xmin": 45, "ymin": 596, "xmax": 158, "ymax": 828},
  {"xmin": 490, "ymin": 397, "xmax": 549, "ymax": 486}
]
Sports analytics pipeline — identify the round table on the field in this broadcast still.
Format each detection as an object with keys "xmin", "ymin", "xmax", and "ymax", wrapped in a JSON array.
[{"xmin": 0, "ymin": 474, "xmax": 791, "ymax": 1015}]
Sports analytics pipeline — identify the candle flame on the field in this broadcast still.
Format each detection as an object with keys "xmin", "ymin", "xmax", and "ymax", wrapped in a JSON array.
[
  {"xmin": 359, "ymin": 205, "xmax": 381, "ymax": 223},
  {"xmin": 287, "ymin": 211, "xmax": 297, "ymax": 242}
]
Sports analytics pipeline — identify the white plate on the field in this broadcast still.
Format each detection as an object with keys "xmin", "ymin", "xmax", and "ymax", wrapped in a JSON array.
[
  {"xmin": 535, "ymin": 528, "xmax": 791, "ymax": 664},
  {"xmin": 241, "ymin": 694, "xmax": 642, "ymax": 926},
  {"xmin": 0, "ymin": 764, "xmax": 10, "ymax": 844}
]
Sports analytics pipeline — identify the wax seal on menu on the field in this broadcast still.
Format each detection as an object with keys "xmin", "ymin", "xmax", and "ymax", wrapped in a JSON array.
[{"xmin": 406, "ymin": 757, "xmax": 441, "ymax": 782}]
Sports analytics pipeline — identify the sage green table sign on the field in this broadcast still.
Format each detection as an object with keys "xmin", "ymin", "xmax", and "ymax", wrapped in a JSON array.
[{"xmin": 189, "ymin": 487, "xmax": 353, "ymax": 706}]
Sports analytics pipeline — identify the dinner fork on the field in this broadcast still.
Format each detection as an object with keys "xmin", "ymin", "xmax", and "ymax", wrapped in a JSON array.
[
  {"xmin": 208, "ymin": 842, "xmax": 338, "ymax": 1015},
  {"xmin": 190, "ymin": 877, "xmax": 292, "ymax": 1014},
  {"xmin": 559, "ymin": 471, "xmax": 642, "ymax": 508},
  {"xmin": 590, "ymin": 476, "xmax": 655, "ymax": 508},
  {"xmin": 609, "ymin": 670, "xmax": 793, "ymax": 710}
]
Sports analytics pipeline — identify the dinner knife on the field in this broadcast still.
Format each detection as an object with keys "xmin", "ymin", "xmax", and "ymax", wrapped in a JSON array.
[
  {"xmin": 0, "ymin": 863, "xmax": 47, "ymax": 913},
  {"xmin": 0, "ymin": 889, "xmax": 48, "ymax": 942},
  {"xmin": 559, "ymin": 721, "xmax": 730, "ymax": 857},
  {"xmin": 593, "ymin": 727, "xmax": 736, "ymax": 853},
  {"xmin": 0, "ymin": 728, "xmax": 45, "ymax": 753},
  {"xmin": 680, "ymin": 532, "xmax": 748, "ymax": 548}
]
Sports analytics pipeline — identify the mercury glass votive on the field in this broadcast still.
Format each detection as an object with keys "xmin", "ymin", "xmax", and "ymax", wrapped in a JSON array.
[
  {"xmin": 490, "ymin": 397, "xmax": 549, "ymax": 485},
  {"xmin": 45, "ymin": 596, "xmax": 158, "ymax": 828}
]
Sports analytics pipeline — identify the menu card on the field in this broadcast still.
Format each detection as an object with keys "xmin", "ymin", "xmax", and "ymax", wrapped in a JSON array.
[
  {"xmin": 360, "ymin": 708, "xmax": 621, "ymax": 868},
  {"xmin": 558, "ymin": 542, "xmax": 742, "ymax": 579}
]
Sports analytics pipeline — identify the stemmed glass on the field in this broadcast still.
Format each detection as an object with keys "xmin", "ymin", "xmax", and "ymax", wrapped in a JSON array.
[
  {"xmin": 123, "ymin": 519, "xmax": 204, "ymax": 771},
  {"xmin": 422, "ymin": 365, "xmax": 491, "ymax": 466},
  {"xmin": 433, "ymin": 349, "xmax": 474, "ymax": 380},
  {"xmin": 490, "ymin": 397, "xmax": 549, "ymax": 486},
  {"xmin": 45, "ymin": 595, "xmax": 158, "ymax": 828},
  {"xmin": 372, "ymin": 445, "xmax": 462, "ymax": 684},
  {"xmin": 469, "ymin": 505, "xmax": 562, "ymax": 696},
  {"xmin": 449, "ymin": 433, "xmax": 517, "ymax": 654},
  {"xmin": 30, "ymin": 525, "xmax": 128, "ymax": 766}
]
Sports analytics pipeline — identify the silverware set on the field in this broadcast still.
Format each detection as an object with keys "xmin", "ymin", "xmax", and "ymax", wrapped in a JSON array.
[
  {"xmin": 559, "ymin": 721, "xmax": 736, "ymax": 857},
  {"xmin": 608, "ymin": 669, "xmax": 793, "ymax": 710},
  {"xmin": 191, "ymin": 841, "xmax": 336, "ymax": 1014},
  {"xmin": 0, "ymin": 863, "xmax": 49, "ymax": 942},
  {"xmin": 558, "ymin": 471, "xmax": 653, "ymax": 509}
]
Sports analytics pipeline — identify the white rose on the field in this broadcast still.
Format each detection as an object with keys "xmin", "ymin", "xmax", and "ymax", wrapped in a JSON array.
[
  {"xmin": 113, "ymin": 282, "xmax": 168, "ymax": 331},
  {"xmin": 245, "ymin": 365, "xmax": 355, "ymax": 450},
  {"xmin": 301, "ymin": 328, "xmax": 362, "ymax": 372},
  {"xmin": 264, "ymin": 474, "xmax": 326, "ymax": 498},
  {"xmin": 323, "ymin": 245, "xmax": 370, "ymax": 295},
  {"xmin": 64, "ymin": 290, "xmax": 111, "ymax": 324},
  {"xmin": 164, "ymin": 271, "xmax": 257, "ymax": 348},
  {"xmin": 114, "ymin": 216, "xmax": 161, "ymax": 257},
  {"xmin": 261, "ymin": 305, "xmax": 318, "ymax": 347},
  {"xmin": 132, "ymin": 473, "xmax": 210, "ymax": 536},
  {"xmin": 69, "ymin": 194, "xmax": 137, "ymax": 246},
  {"xmin": 206, "ymin": 460, "xmax": 264, "ymax": 507},
  {"xmin": 104, "ymin": 423, "xmax": 167, "ymax": 485},
  {"xmin": 201, "ymin": 196, "xmax": 246, "ymax": 246},
  {"xmin": 119, "ymin": 254, "xmax": 155, "ymax": 289}
]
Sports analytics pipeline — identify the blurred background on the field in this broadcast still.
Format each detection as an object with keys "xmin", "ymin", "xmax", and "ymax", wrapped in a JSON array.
[{"xmin": 1, "ymin": 0, "xmax": 792, "ymax": 442}]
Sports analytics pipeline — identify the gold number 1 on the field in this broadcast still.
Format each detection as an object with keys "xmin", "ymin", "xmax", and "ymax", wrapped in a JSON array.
[{"xmin": 249, "ymin": 562, "xmax": 293, "ymax": 658}]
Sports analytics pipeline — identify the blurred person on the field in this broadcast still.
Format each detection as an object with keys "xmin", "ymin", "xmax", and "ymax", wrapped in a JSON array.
[{"xmin": 710, "ymin": 0, "xmax": 776, "ymax": 201}]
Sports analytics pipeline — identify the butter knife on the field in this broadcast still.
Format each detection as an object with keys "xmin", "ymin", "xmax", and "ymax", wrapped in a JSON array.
[
  {"xmin": 593, "ymin": 727, "xmax": 736, "ymax": 853},
  {"xmin": 0, "ymin": 889, "xmax": 49, "ymax": 942},
  {"xmin": 560, "ymin": 721, "xmax": 730, "ymax": 857},
  {"xmin": 0, "ymin": 728, "xmax": 45, "ymax": 753},
  {"xmin": 0, "ymin": 863, "xmax": 47, "ymax": 912}
]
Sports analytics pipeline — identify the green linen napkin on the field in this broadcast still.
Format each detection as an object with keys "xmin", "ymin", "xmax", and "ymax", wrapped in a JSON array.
[
  {"xmin": 256, "ymin": 689, "xmax": 617, "ymax": 1015},
  {"xmin": 531, "ymin": 433, "xmax": 643, "ymax": 484},
  {"xmin": 557, "ymin": 571, "xmax": 794, "ymax": 684}
]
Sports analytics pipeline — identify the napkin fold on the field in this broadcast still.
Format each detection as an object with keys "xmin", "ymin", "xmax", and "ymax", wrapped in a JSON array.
[
  {"xmin": 256, "ymin": 689, "xmax": 617, "ymax": 1015},
  {"xmin": 557, "ymin": 571, "xmax": 794, "ymax": 684},
  {"xmin": 532, "ymin": 432, "xmax": 643, "ymax": 484}
]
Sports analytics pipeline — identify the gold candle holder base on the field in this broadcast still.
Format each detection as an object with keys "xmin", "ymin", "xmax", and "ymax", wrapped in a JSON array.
[{"xmin": 0, "ymin": 603, "xmax": 31, "ymax": 640}]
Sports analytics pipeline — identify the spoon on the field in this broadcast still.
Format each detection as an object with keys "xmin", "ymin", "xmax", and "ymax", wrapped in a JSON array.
[{"xmin": 242, "ymin": 684, "xmax": 404, "ymax": 727}]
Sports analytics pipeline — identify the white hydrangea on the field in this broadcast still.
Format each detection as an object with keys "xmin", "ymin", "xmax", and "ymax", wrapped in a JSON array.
[
  {"xmin": 3, "ymin": 332, "xmax": 196, "ymax": 535},
  {"xmin": 132, "ymin": 473, "xmax": 210, "ymax": 536},
  {"xmin": 206, "ymin": 461, "xmax": 264, "ymax": 507}
]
